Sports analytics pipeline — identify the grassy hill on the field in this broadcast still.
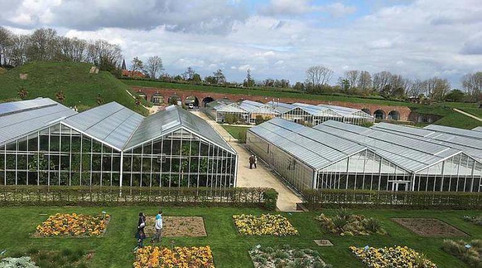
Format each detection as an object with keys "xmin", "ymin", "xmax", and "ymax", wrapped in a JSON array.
[{"xmin": 0, "ymin": 62, "xmax": 148, "ymax": 115}]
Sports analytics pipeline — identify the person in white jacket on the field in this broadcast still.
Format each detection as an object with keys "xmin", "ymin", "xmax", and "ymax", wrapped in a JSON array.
[{"xmin": 151, "ymin": 210, "xmax": 163, "ymax": 243}]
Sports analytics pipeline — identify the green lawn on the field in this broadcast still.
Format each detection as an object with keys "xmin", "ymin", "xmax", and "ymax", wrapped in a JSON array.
[
  {"xmin": 0, "ymin": 62, "xmax": 148, "ymax": 115},
  {"xmin": 0, "ymin": 207, "xmax": 480, "ymax": 267},
  {"xmin": 221, "ymin": 125, "xmax": 251, "ymax": 142}
]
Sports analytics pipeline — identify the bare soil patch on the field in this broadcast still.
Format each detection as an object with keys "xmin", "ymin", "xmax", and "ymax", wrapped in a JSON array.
[
  {"xmin": 392, "ymin": 218, "xmax": 468, "ymax": 237},
  {"xmin": 145, "ymin": 216, "xmax": 207, "ymax": 237}
]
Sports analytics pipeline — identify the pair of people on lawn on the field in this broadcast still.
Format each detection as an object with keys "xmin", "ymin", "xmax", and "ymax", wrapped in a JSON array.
[{"xmin": 135, "ymin": 210, "xmax": 163, "ymax": 248}]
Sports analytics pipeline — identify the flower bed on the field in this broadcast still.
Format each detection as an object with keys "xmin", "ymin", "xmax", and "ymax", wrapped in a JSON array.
[
  {"xmin": 442, "ymin": 239, "xmax": 481, "ymax": 267},
  {"xmin": 144, "ymin": 216, "xmax": 207, "ymax": 237},
  {"xmin": 233, "ymin": 214, "xmax": 298, "ymax": 236},
  {"xmin": 317, "ymin": 210, "xmax": 386, "ymax": 236},
  {"xmin": 249, "ymin": 245, "xmax": 330, "ymax": 268},
  {"xmin": 133, "ymin": 246, "xmax": 215, "ymax": 268},
  {"xmin": 350, "ymin": 246, "xmax": 437, "ymax": 268},
  {"xmin": 35, "ymin": 213, "xmax": 110, "ymax": 237},
  {"xmin": 0, "ymin": 257, "xmax": 38, "ymax": 268}
]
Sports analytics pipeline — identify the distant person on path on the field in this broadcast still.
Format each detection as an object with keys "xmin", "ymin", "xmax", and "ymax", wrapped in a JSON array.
[
  {"xmin": 249, "ymin": 155, "xmax": 255, "ymax": 169},
  {"xmin": 151, "ymin": 210, "xmax": 163, "ymax": 243},
  {"xmin": 135, "ymin": 212, "xmax": 146, "ymax": 249},
  {"xmin": 254, "ymin": 155, "xmax": 258, "ymax": 169}
]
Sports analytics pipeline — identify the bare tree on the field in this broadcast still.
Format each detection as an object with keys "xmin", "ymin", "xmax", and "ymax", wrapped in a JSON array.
[
  {"xmin": 462, "ymin": 72, "xmax": 482, "ymax": 101},
  {"xmin": 372, "ymin": 71, "xmax": 392, "ymax": 92},
  {"xmin": 26, "ymin": 28, "xmax": 59, "ymax": 62},
  {"xmin": 344, "ymin": 70, "xmax": 359, "ymax": 88},
  {"xmin": 8, "ymin": 34, "xmax": 28, "ymax": 66},
  {"xmin": 357, "ymin": 71, "xmax": 372, "ymax": 92},
  {"xmin": 145, "ymin": 56, "xmax": 164, "ymax": 79},
  {"xmin": 0, "ymin": 26, "xmax": 12, "ymax": 66},
  {"xmin": 305, "ymin": 65, "xmax": 333, "ymax": 86},
  {"xmin": 424, "ymin": 77, "xmax": 450, "ymax": 100}
]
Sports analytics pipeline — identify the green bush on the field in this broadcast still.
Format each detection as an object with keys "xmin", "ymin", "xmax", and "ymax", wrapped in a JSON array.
[{"xmin": 263, "ymin": 189, "xmax": 279, "ymax": 211}]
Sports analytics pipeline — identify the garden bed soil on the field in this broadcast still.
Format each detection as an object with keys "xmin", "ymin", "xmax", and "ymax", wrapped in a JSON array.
[
  {"xmin": 392, "ymin": 218, "xmax": 468, "ymax": 237},
  {"xmin": 145, "ymin": 216, "xmax": 207, "ymax": 237}
]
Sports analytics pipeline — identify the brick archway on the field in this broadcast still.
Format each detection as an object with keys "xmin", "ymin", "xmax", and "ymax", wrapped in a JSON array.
[{"xmin": 132, "ymin": 86, "xmax": 411, "ymax": 121}]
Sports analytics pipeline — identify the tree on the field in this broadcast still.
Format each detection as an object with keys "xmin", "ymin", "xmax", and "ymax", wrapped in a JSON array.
[
  {"xmin": 213, "ymin": 69, "xmax": 226, "ymax": 85},
  {"xmin": 145, "ymin": 56, "xmax": 163, "ymax": 79},
  {"xmin": 462, "ymin": 72, "xmax": 482, "ymax": 102},
  {"xmin": 183, "ymin": 67, "xmax": 195, "ymax": 81},
  {"xmin": 244, "ymin": 69, "xmax": 255, "ymax": 87},
  {"xmin": 131, "ymin": 57, "xmax": 144, "ymax": 73},
  {"xmin": 305, "ymin": 65, "xmax": 333, "ymax": 86},
  {"xmin": 0, "ymin": 27, "xmax": 12, "ymax": 66},
  {"xmin": 192, "ymin": 73, "xmax": 202, "ymax": 83},
  {"xmin": 26, "ymin": 28, "xmax": 59, "ymax": 62},
  {"xmin": 357, "ymin": 71, "xmax": 372, "ymax": 92},
  {"xmin": 344, "ymin": 70, "xmax": 359, "ymax": 89},
  {"xmin": 444, "ymin": 89, "xmax": 465, "ymax": 102},
  {"xmin": 430, "ymin": 77, "xmax": 451, "ymax": 101},
  {"xmin": 373, "ymin": 71, "xmax": 392, "ymax": 92}
]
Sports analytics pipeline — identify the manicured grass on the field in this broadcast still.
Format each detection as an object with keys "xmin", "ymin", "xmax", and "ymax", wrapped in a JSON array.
[
  {"xmin": 0, "ymin": 207, "xmax": 480, "ymax": 267},
  {"xmin": 411, "ymin": 103, "xmax": 482, "ymax": 129},
  {"xmin": 0, "ymin": 62, "xmax": 148, "ymax": 115},
  {"xmin": 221, "ymin": 125, "xmax": 251, "ymax": 141}
]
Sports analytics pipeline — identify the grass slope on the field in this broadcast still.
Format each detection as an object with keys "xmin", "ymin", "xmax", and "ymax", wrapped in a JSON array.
[
  {"xmin": 0, "ymin": 206, "xmax": 479, "ymax": 268},
  {"xmin": 221, "ymin": 125, "xmax": 251, "ymax": 141},
  {"xmin": 0, "ymin": 62, "xmax": 147, "ymax": 115}
]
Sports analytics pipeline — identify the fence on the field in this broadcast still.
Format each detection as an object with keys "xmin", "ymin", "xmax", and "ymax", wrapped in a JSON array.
[
  {"xmin": 0, "ymin": 186, "xmax": 278, "ymax": 210},
  {"xmin": 302, "ymin": 189, "xmax": 482, "ymax": 210}
]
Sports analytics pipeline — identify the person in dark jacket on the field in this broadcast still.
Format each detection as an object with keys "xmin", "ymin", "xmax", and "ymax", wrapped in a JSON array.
[
  {"xmin": 249, "ymin": 155, "xmax": 255, "ymax": 169},
  {"xmin": 135, "ymin": 212, "xmax": 146, "ymax": 249}
]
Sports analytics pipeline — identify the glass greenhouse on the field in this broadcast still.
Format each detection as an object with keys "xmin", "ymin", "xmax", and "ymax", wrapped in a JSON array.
[
  {"xmin": 0, "ymin": 98, "xmax": 237, "ymax": 188},
  {"xmin": 247, "ymin": 118, "xmax": 481, "ymax": 193}
]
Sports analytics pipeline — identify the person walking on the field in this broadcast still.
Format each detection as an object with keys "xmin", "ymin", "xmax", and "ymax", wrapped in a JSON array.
[
  {"xmin": 135, "ymin": 212, "xmax": 146, "ymax": 249},
  {"xmin": 249, "ymin": 155, "xmax": 255, "ymax": 169},
  {"xmin": 254, "ymin": 155, "xmax": 258, "ymax": 169},
  {"xmin": 151, "ymin": 210, "xmax": 163, "ymax": 243}
]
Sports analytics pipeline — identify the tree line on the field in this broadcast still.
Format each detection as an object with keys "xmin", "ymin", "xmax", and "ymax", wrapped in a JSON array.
[{"xmin": 0, "ymin": 27, "xmax": 122, "ymax": 74}]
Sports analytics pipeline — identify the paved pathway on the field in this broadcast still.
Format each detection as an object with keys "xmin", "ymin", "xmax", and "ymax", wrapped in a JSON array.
[
  {"xmin": 191, "ymin": 111, "xmax": 303, "ymax": 212},
  {"xmin": 453, "ymin": 108, "xmax": 482, "ymax": 122}
]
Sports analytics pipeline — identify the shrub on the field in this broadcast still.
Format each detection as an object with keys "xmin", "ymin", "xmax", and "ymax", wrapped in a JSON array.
[
  {"xmin": 442, "ymin": 239, "xmax": 481, "ymax": 268},
  {"xmin": 317, "ymin": 213, "xmax": 386, "ymax": 236},
  {"xmin": 263, "ymin": 189, "xmax": 279, "ymax": 211}
]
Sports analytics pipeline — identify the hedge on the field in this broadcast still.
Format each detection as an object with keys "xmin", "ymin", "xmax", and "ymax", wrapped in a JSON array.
[
  {"xmin": 0, "ymin": 186, "xmax": 278, "ymax": 211},
  {"xmin": 302, "ymin": 189, "xmax": 482, "ymax": 210}
]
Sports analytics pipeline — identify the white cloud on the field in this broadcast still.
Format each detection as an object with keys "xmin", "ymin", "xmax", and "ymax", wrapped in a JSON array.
[{"xmin": 1, "ymin": 0, "xmax": 482, "ymax": 87}]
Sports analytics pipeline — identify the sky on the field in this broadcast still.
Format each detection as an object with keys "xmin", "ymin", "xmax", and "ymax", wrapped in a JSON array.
[{"xmin": 1, "ymin": 0, "xmax": 482, "ymax": 88}]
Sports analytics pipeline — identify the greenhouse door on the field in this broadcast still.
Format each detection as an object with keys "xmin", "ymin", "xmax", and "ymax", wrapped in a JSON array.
[{"xmin": 389, "ymin": 180, "xmax": 410, "ymax": 191}]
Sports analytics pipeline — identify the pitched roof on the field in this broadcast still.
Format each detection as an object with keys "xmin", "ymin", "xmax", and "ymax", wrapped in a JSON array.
[
  {"xmin": 0, "ymin": 98, "xmax": 77, "ymax": 145},
  {"xmin": 424, "ymin": 124, "xmax": 482, "ymax": 140},
  {"xmin": 62, "ymin": 102, "xmax": 144, "ymax": 150},
  {"xmin": 124, "ymin": 105, "xmax": 235, "ymax": 153}
]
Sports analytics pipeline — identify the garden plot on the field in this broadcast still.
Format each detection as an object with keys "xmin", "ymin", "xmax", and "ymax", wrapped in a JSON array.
[
  {"xmin": 392, "ymin": 218, "xmax": 468, "ymax": 237},
  {"xmin": 1, "ymin": 249, "xmax": 93, "ymax": 268},
  {"xmin": 34, "ymin": 213, "xmax": 110, "ymax": 237},
  {"xmin": 233, "ymin": 214, "xmax": 298, "ymax": 236},
  {"xmin": 134, "ymin": 246, "xmax": 214, "ymax": 268},
  {"xmin": 317, "ymin": 210, "xmax": 386, "ymax": 236},
  {"xmin": 350, "ymin": 246, "xmax": 436, "ymax": 268},
  {"xmin": 145, "ymin": 216, "xmax": 207, "ymax": 237},
  {"xmin": 249, "ymin": 245, "xmax": 330, "ymax": 268}
]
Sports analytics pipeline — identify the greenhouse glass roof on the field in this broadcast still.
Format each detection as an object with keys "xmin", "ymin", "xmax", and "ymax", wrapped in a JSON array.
[
  {"xmin": 249, "ymin": 118, "xmax": 375, "ymax": 170},
  {"xmin": 424, "ymin": 124, "xmax": 482, "ymax": 140},
  {"xmin": 473, "ymin": 126, "xmax": 482, "ymax": 132},
  {"xmin": 292, "ymin": 103, "xmax": 340, "ymax": 117},
  {"xmin": 239, "ymin": 100, "xmax": 278, "ymax": 114},
  {"xmin": 373, "ymin": 122, "xmax": 482, "ymax": 161},
  {"xmin": 63, "ymin": 102, "xmax": 144, "ymax": 150},
  {"xmin": 0, "ymin": 98, "xmax": 77, "ymax": 145},
  {"xmin": 0, "ymin": 99, "xmax": 235, "ymax": 155},
  {"xmin": 314, "ymin": 121, "xmax": 466, "ymax": 173}
]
